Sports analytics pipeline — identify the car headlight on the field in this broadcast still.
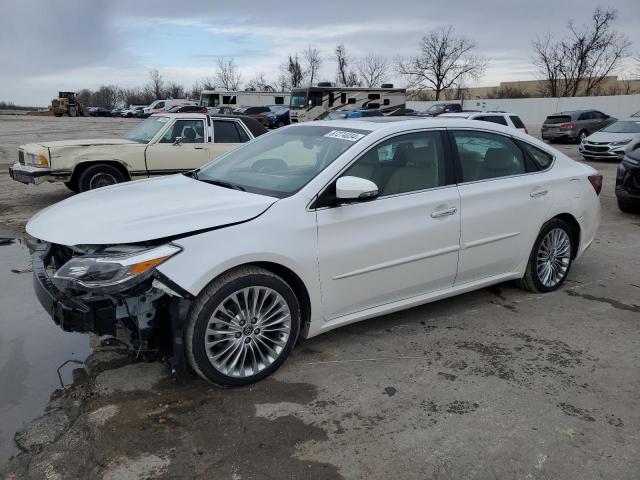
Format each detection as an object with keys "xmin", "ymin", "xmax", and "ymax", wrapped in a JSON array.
[
  {"xmin": 25, "ymin": 152, "xmax": 48, "ymax": 167},
  {"xmin": 611, "ymin": 139, "xmax": 631, "ymax": 146},
  {"xmin": 53, "ymin": 244, "xmax": 181, "ymax": 292}
]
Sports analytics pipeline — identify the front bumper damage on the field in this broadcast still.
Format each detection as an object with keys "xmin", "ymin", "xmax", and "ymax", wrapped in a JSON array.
[
  {"xmin": 9, "ymin": 163, "xmax": 71, "ymax": 185},
  {"xmin": 32, "ymin": 242, "xmax": 192, "ymax": 371}
]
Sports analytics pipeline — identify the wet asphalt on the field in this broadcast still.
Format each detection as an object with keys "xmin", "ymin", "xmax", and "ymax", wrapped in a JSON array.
[{"xmin": 0, "ymin": 238, "xmax": 91, "ymax": 464}]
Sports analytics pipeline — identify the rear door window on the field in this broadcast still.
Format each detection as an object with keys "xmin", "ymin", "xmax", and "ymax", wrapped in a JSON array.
[
  {"xmin": 517, "ymin": 141, "xmax": 554, "ymax": 170},
  {"xmin": 451, "ymin": 130, "xmax": 526, "ymax": 182},
  {"xmin": 509, "ymin": 115, "xmax": 525, "ymax": 129},
  {"xmin": 213, "ymin": 120, "xmax": 246, "ymax": 143}
]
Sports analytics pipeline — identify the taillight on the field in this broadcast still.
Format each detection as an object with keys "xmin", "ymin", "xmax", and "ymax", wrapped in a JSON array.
[
  {"xmin": 588, "ymin": 173, "xmax": 603, "ymax": 195},
  {"xmin": 560, "ymin": 122, "xmax": 575, "ymax": 129},
  {"xmin": 525, "ymin": 128, "xmax": 529, "ymax": 134},
  {"xmin": 541, "ymin": 124, "xmax": 548, "ymax": 130}
]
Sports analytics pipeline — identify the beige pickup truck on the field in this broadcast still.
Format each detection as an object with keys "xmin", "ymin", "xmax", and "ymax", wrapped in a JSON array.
[{"xmin": 9, "ymin": 113, "xmax": 267, "ymax": 192}]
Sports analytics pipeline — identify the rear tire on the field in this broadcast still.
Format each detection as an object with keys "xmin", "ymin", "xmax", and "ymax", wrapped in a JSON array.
[
  {"xmin": 517, "ymin": 219, "xmax": 574, "ymax": 293},
  {"xmin": 185, "ymin": 266, "xmax": 300, "ymax": 387},
  {"xmin": 577, "ymin": 130, "xmax": 587, "ymax": 143},
  {"xmin": 77, "ymin": 163, "xmax": 126, "ymax": 192}
]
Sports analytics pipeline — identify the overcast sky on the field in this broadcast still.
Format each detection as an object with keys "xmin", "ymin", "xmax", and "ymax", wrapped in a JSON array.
[{"xmin": 1, "ymin": 0, "xmax": 638, "ymax": 105}]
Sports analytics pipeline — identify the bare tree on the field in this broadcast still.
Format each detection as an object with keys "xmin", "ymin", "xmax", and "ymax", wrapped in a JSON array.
[
  {"xmin": 398, "ymin": 26, "xmax": 486, "ymax": 100},
  {"xmin": 215, "ymin": 57, "xmax": 243, "ymax": 91},
  {"xmin": 164, "ymin": 82, "xmax": 185, "ymax": 99},
  {"xmin": 532, "ymin": 34, "xmax": 565, "ymax": 97},
  {"xmin": 148, "ymin": 69, "xmax": 164, "ymax": 99},
  {"xmin": 357, "ymin": 53, "xmax": 390, "ymax": 87},
  {"xmin": 246, "ymin": 72, "xmax": 274, "ymax": 91},
  {"xmin": 334, "ymin": 44, "xmax": 360, "ymax": 87},
  {"xmin": 303, "ymin": 46, "xmax": 323, "ymax": 86},
  {"xmin": 279, "ymin": 55, "xmax": 304, "ymax": 89},
  {"xmin": 533, "ymin": 7, "xmax": 631, "ymax": 97}
]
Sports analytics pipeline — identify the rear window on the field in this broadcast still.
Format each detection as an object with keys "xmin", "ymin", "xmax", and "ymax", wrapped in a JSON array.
[
  {"xmin": 544, "ymin": 115, "xmax": 571, "ymax": 124},
  {"xmin": 510, "ymin": 115, "xmax": 525, "ymax": 129},
  {"xmin": 475, "ymin": 115, "xmax": 508, "ymax": 126}
]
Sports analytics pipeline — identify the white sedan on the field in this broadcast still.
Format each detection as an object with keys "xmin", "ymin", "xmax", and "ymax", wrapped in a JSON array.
[{"xmin": 26, "ymin": 118, "xmax": 601, "ymax": 386}]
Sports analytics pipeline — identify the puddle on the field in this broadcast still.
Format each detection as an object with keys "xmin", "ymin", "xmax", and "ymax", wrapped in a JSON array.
[{"xmin": 0, "ymin": 239, "xmax": 91, "ymax": 464}]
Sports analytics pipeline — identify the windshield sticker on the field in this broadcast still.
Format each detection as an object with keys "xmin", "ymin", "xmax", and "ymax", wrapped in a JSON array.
[
  {"xmin": 157, "ymin": 117, "xmax": 169, "ymax": 123},
  {"xmin": 324, "ymin": 130, "xmax": 366, "ymax": 142}
]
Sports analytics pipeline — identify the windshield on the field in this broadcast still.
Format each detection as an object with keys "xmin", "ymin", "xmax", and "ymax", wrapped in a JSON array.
[
  {"xmin": 427, "ymin": 104, "xmax": 445, "ymax": 113},
  {"xmin": 601, "ymin": 120, "xmax": 640, "ymax": 134},
  {"xmin": 290, "ymin": 93, "xmax": 307, "ymax": 109},
  {"xmin": 196, "ymin": 125, "xmax": 370, "ymax": 197},
  {"xmin": 122, "ymin": 116, "xmax": 169, "ymax": 143}
]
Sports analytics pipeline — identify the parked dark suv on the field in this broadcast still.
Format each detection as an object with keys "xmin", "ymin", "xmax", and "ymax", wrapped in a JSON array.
[
  {"xmin": 542, "ymin": 110, "xmax": 615, "ymax": 143},
  {"xmin": 616, "ymin": 149, "xmax": 640, "ymax": 212}
]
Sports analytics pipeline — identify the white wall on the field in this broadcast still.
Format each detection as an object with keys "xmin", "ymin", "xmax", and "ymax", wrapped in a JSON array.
[{"xmin": 408, "ymin": 94, "xmax": 640, "ymax": 126}]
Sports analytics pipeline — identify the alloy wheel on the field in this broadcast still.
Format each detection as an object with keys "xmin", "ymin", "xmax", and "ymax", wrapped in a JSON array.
[
  {"xmin": 536, "ymin": 228, "xmax": 571, "ymax": 288},
  {"xmin": 204, "ymin": 286, "xmax": 291, "ymax": 378}
]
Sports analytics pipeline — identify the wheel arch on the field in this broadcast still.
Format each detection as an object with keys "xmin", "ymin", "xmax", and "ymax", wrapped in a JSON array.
[
  {"xmin": 549, "ymin": 213, "xmax": 581, "ymax": 259},
  {"xmin": 198, "ymin": 261, "xmax": 313, "ymax": 337},
  {"xmin": 69, "ymin": 160, "xmax": 131, "ymax": 185}
]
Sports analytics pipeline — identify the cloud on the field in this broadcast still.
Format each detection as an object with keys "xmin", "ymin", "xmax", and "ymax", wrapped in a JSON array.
[{"xmin": 1, "ymin": 0, "xmax": 639, "ymax": 105}]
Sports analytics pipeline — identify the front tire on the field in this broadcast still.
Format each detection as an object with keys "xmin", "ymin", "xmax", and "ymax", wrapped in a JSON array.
[
  {"xmin": 185, "ymin": 267, "xmax": 300, "ymax": 387},
  {"xmin": 64, "ymin": 180, "xmax": 79, "ymax": 192},
  {"xmin": 517, "ymin": 219, "xmax": 574, "ymax": 293},
  {"xmin": 77, "ymin": 163, "xmax": 126, "ymax": 192}
]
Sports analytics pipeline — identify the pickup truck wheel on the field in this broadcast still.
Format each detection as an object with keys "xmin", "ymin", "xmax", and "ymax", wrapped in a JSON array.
[
  {"xmin": 77, "ymin": 164, "xmax": 125, "ymax": 192},
  {"xmin": 185, "ymin": 266, "xmax": 300, "ymax": 387}
]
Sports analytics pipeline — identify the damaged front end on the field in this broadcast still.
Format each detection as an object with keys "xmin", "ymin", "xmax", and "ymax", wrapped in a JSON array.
[{"xmin": 32, "ymin": 241, "xmax": 192, "ymax": 371}]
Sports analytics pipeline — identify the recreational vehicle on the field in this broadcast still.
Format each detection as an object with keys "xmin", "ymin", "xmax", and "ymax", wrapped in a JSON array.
[
  {"xmin": 288, "ymin": 84, "xmax": 406, "ymax": 122},
  {"xmin": 200, "ymin": 90, "xmax": 290, "ymax": 109}
]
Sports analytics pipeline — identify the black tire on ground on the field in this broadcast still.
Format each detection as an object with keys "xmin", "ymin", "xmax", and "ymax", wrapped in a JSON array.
[
  {"xmin": 617, "ymin": 199, "xmax": 638, "ymax": 213},
  {"xmin": 516, "ymin": 218, "xmax": 574, "ymax": 293},
  {"xmin": 64, "ymin": 180, "xmax": 79, "ymax": 192},
  {"xmin": 77, "ymin": 163, "xmax": 126, "ymax": 192},
  {"xmin": 54, "ymin": 113, "xmax": 63, "ymax": 117},
  {"xmin": 185, "ymin": 266, "xmax": 301, "ymax": 387}
]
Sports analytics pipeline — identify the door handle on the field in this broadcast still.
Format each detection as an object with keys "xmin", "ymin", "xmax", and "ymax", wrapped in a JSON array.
[
  {"xmin": 530, "ymin": 189, "xmax": 549, "ymax": 198},
  {"xmin": 430, "ymin": 207, "xmax": 457, "ymax": 218},
  {"xmin": 194, "ymin": 146, "xmax": 205, "ymax": 150}
]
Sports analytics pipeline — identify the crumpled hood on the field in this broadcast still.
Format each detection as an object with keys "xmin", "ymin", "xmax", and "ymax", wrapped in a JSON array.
[
  {"xmin": 27, "ymin": 175, "xmax": 277, "ymax": 245},
  {"xmin": 32, "ymin": 138, "xmax": 137, "ymax": 149}
]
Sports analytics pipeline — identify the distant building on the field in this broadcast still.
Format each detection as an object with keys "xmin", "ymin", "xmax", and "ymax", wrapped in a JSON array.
[{"xmin": 409, "ymin": 76, "xmax": 640, "ymax": 100}]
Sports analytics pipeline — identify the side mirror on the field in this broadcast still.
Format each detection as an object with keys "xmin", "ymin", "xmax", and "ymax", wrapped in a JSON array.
[
  {"xmin": 173, "ymin": 136, "xmax": 182, "ymax": 146},
  {"xmin": 336, "ymin": 176, "xmax": 378, "ymax": 201}
]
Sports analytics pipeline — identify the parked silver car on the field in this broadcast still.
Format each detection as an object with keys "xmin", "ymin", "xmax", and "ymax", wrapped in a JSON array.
[
  {"xmin": 579, "ymin": 118, "xmax": 640, "ymax": 161},
  {"xmin": 542, "ymin": 110, "xmax": 616, "ymax": 143}
]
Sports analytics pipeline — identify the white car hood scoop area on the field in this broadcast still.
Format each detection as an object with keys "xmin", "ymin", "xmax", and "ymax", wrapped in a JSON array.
[{"xmin": 27, "ymin": 175, "xmax": 277, "ymax": 245}]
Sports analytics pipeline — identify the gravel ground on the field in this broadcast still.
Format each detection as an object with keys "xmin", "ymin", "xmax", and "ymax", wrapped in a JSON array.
[{"xmin": 1, "ymin": 116, "xmax": 639, "ymax": 479}]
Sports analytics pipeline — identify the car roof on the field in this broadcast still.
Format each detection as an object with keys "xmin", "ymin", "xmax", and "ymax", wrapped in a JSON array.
[
  {"xmin": 440, "ymin": 111, "xmax": 519, "ymax": 118},
  {"xmin": 310, "ymin": 117, "xmax": 519, "ymax": 133}
]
